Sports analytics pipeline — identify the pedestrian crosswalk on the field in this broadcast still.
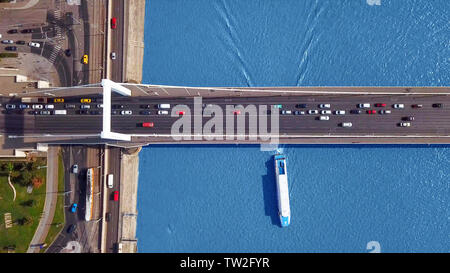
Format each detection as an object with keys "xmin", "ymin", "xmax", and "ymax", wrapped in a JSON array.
[{"xmin": 49, "ymin": 44, "xmax": 61, "ymax": 64}]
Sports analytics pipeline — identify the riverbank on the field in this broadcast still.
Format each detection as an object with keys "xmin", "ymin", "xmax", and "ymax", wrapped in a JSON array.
[{"xmin": 123, "ymin": 0, "xmax": 145, "ymax": 83}]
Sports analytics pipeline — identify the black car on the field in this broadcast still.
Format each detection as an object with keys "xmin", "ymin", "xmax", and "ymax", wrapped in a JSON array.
[
  {"xmin": 90, "ymin": 110, "xmax": 102, "ymax": 115},
  {"xmin": 294, "ymin": 111, "xmax": 301, "ymax": 115},
  {"xmin": 20, "ymin": 29, "xmax": 33, "ymax": 34},
  {"xmin": 113, "ymin": 104, "xmax": 124, "ymax": 109},
  {"xmin": 78, "ymin": 110, "xmax": 89, "ymax": 115},
  {"xmin": 7, "ymin": 29, "xmax": 18, "ymax": 34},
  {"xmin": 140, "ymin": 110, "xmax": 151, "ymax": 115},
  {"xmin": 67, "ymin": 224, "xmax": 77, "ymax": 234},
  {"xmin": 112, "ymin": 110, "xmax": 119, "ymax": 115},
  {"xmin": 296, "ymin": 104, "xmax": 307, "ymax": 108},
  {"xmin": 403, "ymin": 116, "xmax": 415, "ymax": 121},
  {"xmin": 140, "ymin": 104, "xmax": 151, "ymax": 109},
  {"xmin": 5, "ymin": 46, "xmax": 17, "ymax": 51},
  {"xmin": 105, "ymin": 212, "xmax": 111, "ymax": 222},
  {"xmin": 432, "ymin": 103, "xmax": 443, "ymax": 108},
  {"xmin": 16, "ymin": 40, "xmax": 26, "ymax": 45},
  {"xmin": 65, "ymin": 49, "xmax": 71, "ymax": 57},
  {"xmin": 350, "ymin": 109, "xmax": 362, "ymax": 114}
]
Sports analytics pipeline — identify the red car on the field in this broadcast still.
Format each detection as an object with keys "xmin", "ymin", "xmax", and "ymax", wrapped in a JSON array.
[
  {"xmin": 366, "ymin": 110, "xmax": 376, "ymax": 114},
  {"xmin": 233, "ymin": 110, "xmax": 241, "ymax": 115},
  {"xmin": 142, "ymin": 122, "xmax": 154, "ymax": 128},
  {"xmin": 111, "ymin": 17, "xmax": 117, "ymax": 29},
  {"xmin": 176, "ymin": 111, "xmax": 185, "ymax": 115},
  {"xmin": 374, "ymin": 103, "xmax": 386, "ymax": 107},
  {"xmin": 113, "ymin": 191, "xmax": 119, "ymax": 201}
]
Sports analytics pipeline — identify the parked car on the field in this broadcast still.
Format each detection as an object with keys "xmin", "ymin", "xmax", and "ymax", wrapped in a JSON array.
[
  {"xmin": 379, "ymin": 110, "xmax": 391, "ymax": 114},
  {"xmin": 308, "ymin": 110, "xmax": 319, "ymax": 115},
  {"xmin": 28, "ymin": 42, "xmax": 40, "ymax": 48},
  {"xmin": 21, "ymin": 29, "xmax": 33, "ymax": 34},
  {"xmin": 403, "ymin": 116, "xmax": 415, "ymax": 121},
  {"xmin": 7, "ymin": 29, "xmax": 18, "ymax": 34},
  {"xmin": 334, "ymin": 110, "xmax": 346, "ymax": 115},
  {"xmin": 411, "ymin": 104, "xmax": 423, "ymax": 108},
  {"xmin": 432, "ymin": 103, "xmax": 443, "ymax": 108},
  {"xmin": 374, "ymin": 103, "xmax": 386, "ymax": 107},
  {"xmin": 295, "ymin": 104, "xmax": 307, "ymax": 108},
  {"xmin": 72, "ymin": 164, "xmax": 78, "ymax": 174},
  {"xmin": 366, "ymin": 110, "xmax": 376, "ymax": 114},
  {"xmin": 399, "ymin": 122, "xmax": 411, "ymax": 127},
  {"xmin": 319, "ymin": 103, "xmax": 331, "ymax": 109},
  {"xmin": 67, "ymin": 224, "xmax": 77, "ymax": 234},
  {"xmin": 350, "ymin": 109, "xmax": 362, "ymax": 114},
  {"xmin": 140, "ymin": 110, "xmax": 151, "ymax": 115},
  {"xmin": 393, "ymin": 104, "xmax": 405, "ymax": 109},
  {"xmin": 2, "ymin": 40, "xmax": 14, "ymax": 44},
  {"xmin": 70, "ymin": 203, "xmax": 78, "ymax": 213},
  {"xmin": 358, "ymin": 103, "xmax": 370, "ymax": 108},
  {"xmin": 65, "ymin": 104, "xmax": 76, "ymax": 109},
  {"xmin": 5, "ymin": 46, "xmax": 17, "ymax": 51},
  {"xmin": 142, "ymin": 122, "xmax": 154, "ymax": 128},
  {"xmin": 121, "ymin": 110, "xmax": 132, "ymax": 115},
  {"xmin": 16, "ymin": 40, "xmax": 26, "ymax": 45}
]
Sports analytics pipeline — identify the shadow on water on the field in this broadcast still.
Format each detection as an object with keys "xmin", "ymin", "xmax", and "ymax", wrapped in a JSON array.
[{"xmin": 262, "ymin": 156, "xmax": 280, "ymax": 227}]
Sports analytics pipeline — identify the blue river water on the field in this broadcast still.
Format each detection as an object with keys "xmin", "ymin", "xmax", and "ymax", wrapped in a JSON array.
[{"xmin": 136, "ymin": 0, "xmax": 450, "ymax": 252}]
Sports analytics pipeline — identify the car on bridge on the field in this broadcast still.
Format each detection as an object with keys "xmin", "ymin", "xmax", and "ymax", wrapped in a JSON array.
[
  {"xmin": 45, "ymin": 104, "xmax": 54, "ymax": 109},
  {"xmin": 294, "ymin": 111, "xmax": 305, "ymax": 115},
  {"xmin": 318, "ymin": 116, "xmax": 329, "ymax": 121},
  {"xmin": 32, "ymin": 104, "xmax": 43, "ymax": 109},
  {"xmin": 106, "ymin": 212, "xmax": 111, "ymax": 222},
  {"xmin": 54, "ymin": 98, "xmax": 64, "ymax": 103},
  {"xmin": 308, "ymin": 110, "xmax": 319, "ymax": 115},
  {"xmin": 80, "ymin": 98, "xmax": 91, "ymax": 103},
  {"xmin": 70, "ymin": 203, "xmax": 77, "ymax": 213},
  {"xmin": 319, "ymin": 104, "xmax": 330, "ymax": 109},
  {"xmin": 281, "ymin": 110, "xmax": 292, "ymax": 115},
  {"xmin": 80, "ymin": 104, "xmax": 90, "ymax": 109},
  {"xmin": 432, "ymin": 103, "xmax": 443, "ymax": 108},
  {"xmin": 158, "ymin": 110, "xmax": 169, "ymax": 115},
  {"xmin": 350, "ymin": 109, "xmax": 362, "ymax": 114},
  {"xmin": 113, "ymin": 104, "xmax": 124, "ymax": 109},
  {"xmin": 273, "ymin": 104, "xmax": 282, "ymax": 109},
  {"xmin": 296, "ymin": 104, "xmax": 307, "ymax": 108},
  {"xmin": 142, "ymin": 122, "xmax": 154, "ymax": 128},
  {"xmin": 340, "ymin": 122, "xmax": 352, "ymax": 128},
  {"xmin": 374, "ymin": 103, "xmax": 386, "ymax": 107},
  {"xmin": 140, "ymin": 110, "xmax": 151, "ymax": 115},
  {"xmin": 358, "ymin": 103, "xmax": 370, "ymax": 108},
  {"xmin": 19, "ymin": 104, "xmax": 29, "ymax": 109},
  {"xmin": 403, "ymin": 116, "xmax": 415, "ymax": 121},
  {"xmin": 366, "ymin": 110, "xmax": 376, "ymax": 114},
  {"xmin": 320, "ymin": 110, "xmax": 331, "ymax": 115},
  {"xmin": 177, "ymin": 111, "xmax": 185, "ymax": 115},
  {"xmin": 40, "ymin": 110, "xmax": 50, "ymax": 115},
  {"xmin": 334, "ymin": 110, "xmax": 346, "ymax": 115},
  {"xmin": 78, "ymin": 110, "xmax": 89, "ymax": 115},
  {"xmin": 379, "ymin": 110, "xmax": 391, "ymax": 114},
  {"xmin": 121, "ymin": 110, "xmax": 132, "ymax": 115},
  {"xmin": 6, "ymin": 104, "xmax": 16, "ymax": 109},
  {"xmin": 393, "ymin": 104, "xmax": 404, "ymax": 109},
  {"xmin": 140, "ymin": 104, "xmax": 151, "ymax": 109},
  {"xmin": 65, "ymin": 104, "xmax": 76, "ymax": 109},
  {"xmin": 411, "ymin": 104, "xmax": 423, "ymax": 108}
]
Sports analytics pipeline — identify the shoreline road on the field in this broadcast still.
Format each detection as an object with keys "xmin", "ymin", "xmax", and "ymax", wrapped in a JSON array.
[{"xmin": 1, "ymin": 95, "xmax": 450, "ymax": 139}]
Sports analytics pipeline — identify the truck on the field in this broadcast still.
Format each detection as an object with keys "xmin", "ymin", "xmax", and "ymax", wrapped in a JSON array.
[
  {"xmin": 21, "ymin": 97, "xmax": 48, "ymax": 103},
  {"xmin": 53, "ymin": 110, "xmax": 67, "ymax": 115}
]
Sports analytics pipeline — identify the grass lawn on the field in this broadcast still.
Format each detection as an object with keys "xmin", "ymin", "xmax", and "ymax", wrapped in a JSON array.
[
  {"xmin": 41, "ymin": 154, "xmax": 65, "ymax": 252},
  {"xmin": 0, "ymin": 162, "xmax": 47, "ymax": 253}
]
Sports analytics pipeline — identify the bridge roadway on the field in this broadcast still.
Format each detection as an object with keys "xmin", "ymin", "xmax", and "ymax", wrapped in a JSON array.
[{"xmin": 1, "ymin": 94, "xmax": 449, "ymax": 137}]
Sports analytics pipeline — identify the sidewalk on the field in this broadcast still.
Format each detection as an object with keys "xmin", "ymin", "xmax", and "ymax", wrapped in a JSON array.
[{"xmin": 27, "ymin": 146, "xmax": 59, "ymax": 253}]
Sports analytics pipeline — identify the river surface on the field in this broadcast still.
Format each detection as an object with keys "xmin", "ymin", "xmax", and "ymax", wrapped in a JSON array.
[{"xmin": 136, "ymin": 0, "xmax": 450, "ymax": 252}]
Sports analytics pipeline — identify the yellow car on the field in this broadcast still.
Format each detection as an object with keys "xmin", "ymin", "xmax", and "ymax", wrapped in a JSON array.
[
  {"xmin": 82, "ymin": 54, "xmax": 88, "ymax": 64},
  {"xmin": 54, "ymin": 98, "xmax": 64, "ymax": 103},
  {"xmin": 80, "ymin": 98, "xmax": 91, "ymax": 103}
]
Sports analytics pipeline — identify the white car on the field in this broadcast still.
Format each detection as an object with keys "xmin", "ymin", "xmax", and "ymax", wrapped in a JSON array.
[
  {"xmin": 399, "ymin": 122, "xmax": 411, "ymax": 127},
  {"xmin": 121, "ymin": 110, "xmax": 132, "ymax": 115},
  {"xmin": 97, "ymin": 104, "xmax": 103, "ymax": 108},
  {"xmin": 2, "ymin": 40, "xmax": 14, "ymax": 44},
  {"xmin": 334, "ymin": 110, "xmax": 346, "ymax": 115},
  {"xmin": 308, "ymin": 110, "xmax": 319, "ymax": 115},
  {"xmin": 358, "ymin": 103, "xmax": 370, "ymax": 108},
  {"xmin": 28, "ymin": 42, "xmax": 40, "ymax": 48},
  {"xmin": 281, "ymin": 110, "xmax": 292, "ymax": 115},
  {"xmin": 393, "ymin": 104, "xmax": 404, "ymax": 109},
  {"xmin": 319, "ymin": 116, "xmax": 329, "ymax": 121},
  {"xmin": 80, "ymin": 104, "xmax": 90, "ymax": 109},
  {"xmin": 341, "ymin": 122, "xmax": 352, "ymax": 128},
  {"xmin": 111, "ymin": 52, "xmax": 116, "ymax": 60},
  {"xmin": 319, "ymin": 104, "xmax": 330, "ymax": 109},
  {"xmin": 45, "ymin": 104, "xmax": 54, "ymax": 109},
  {"xmin": 320, "ymin": 110, "xmax": 331, "ymax": 115},
  {"xmin": 32, "ymin": 104, "xmax": 43, "ymax": 109},
  {"xmin": 379, "ymin": 110, "xmax": 391, "ymax": 114},
  {"xmin": 158, "ymin": 110, "xmax": 169, "ymax": 115},
  {"xmin": 0, "ymin": 34, "xmax": 2, "ymax": 39}
]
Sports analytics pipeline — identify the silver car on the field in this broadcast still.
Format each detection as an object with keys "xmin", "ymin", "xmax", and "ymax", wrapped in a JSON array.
[
  {"xmin": 121, "ymin": 110, "xmax": 132, "ymax": 115},
  {"xmin": 308, "ymin": 110, "xmax": 319, "ymax": 115},
  {"xmin": 2, "ymin": 40, "xmax": 14, "ymax": 44},
  {"xmin": 111, "ymin": 52, "xmax": 116, "ymax": 60}
]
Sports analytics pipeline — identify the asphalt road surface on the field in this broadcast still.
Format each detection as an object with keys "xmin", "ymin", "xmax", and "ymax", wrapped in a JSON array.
[
  {"xmin": 105, "ymin": 147, "xmax": 121, "ymax": 253},
  {"xmin": 1, "ymin": 95, "xmax": 450, "ymax": 137},
  {"xmin": 110, "ymin": 0, "xmax": 125, "ymax": 83}
]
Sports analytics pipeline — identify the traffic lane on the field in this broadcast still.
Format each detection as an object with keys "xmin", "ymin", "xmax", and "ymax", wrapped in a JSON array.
[
  {"xmin": 110, "ymin": 0, "xmax": 125, "ymax": 82},
  {"xmin": 105, "ymin": 147, "xmax": 121, "ymax": 252}
]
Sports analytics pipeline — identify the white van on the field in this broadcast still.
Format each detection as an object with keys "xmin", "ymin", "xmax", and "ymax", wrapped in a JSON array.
[
  {"xmin": 319, "ymin": 116, "xmax": 329, "ymax": 121},
  {"xmin": 158, "ymin": 104, "xmax": 171, "ymax": 109},
  {"xmin": 107, "ymin": 174, "xmax": 114, "ymax": 189}
]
